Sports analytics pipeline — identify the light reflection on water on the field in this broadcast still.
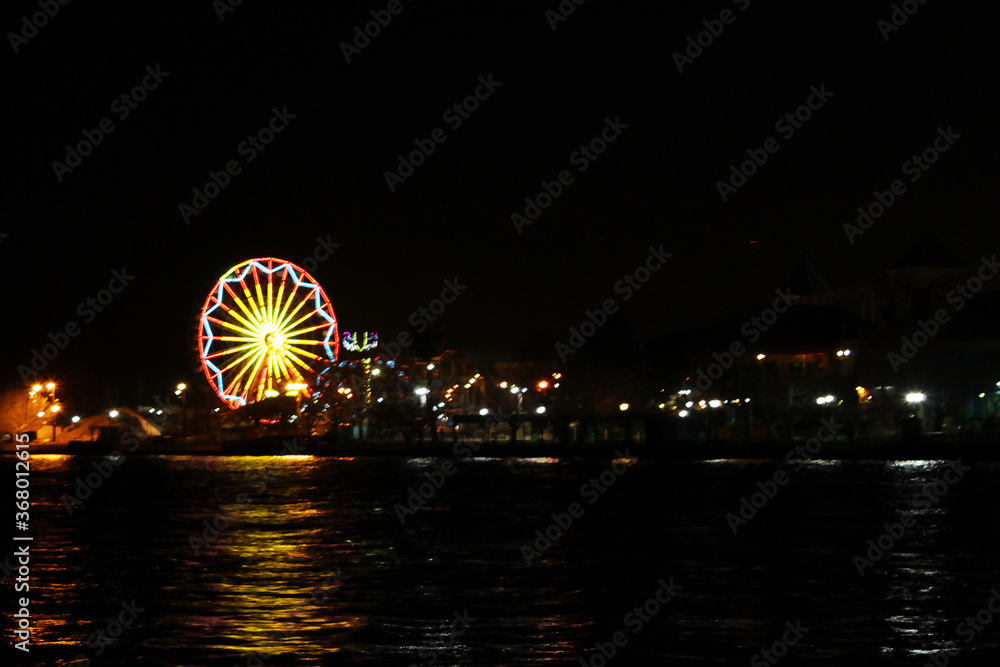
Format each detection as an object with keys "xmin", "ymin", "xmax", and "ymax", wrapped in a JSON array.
[{"xmin": 10, "ymin": 454, "xmax": 1000, "ymax": 665}]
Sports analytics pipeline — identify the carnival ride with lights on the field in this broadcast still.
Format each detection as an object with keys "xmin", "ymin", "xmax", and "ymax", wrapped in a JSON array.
[{"xmin": 197, "ymin": 258, "xmax": 339, "ymax": 410}]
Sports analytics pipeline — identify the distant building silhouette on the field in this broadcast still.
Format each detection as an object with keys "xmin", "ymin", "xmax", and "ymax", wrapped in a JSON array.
[{"xmin": 884, "ymin": 235, "xmax": 972, "ymax": 327}]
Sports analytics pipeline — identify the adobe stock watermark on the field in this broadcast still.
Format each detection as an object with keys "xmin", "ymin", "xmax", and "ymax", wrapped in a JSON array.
[
  {"xmin": 521, "ymin": 451, "xmax": 635, "ymax": 566},
  {"xmin": 716, "ymin": 84, "xmax": 833, "ymax": 202},
  {"xmin": 17, "ymin": 268, "xmax": 135, "ymax": 383},
  {"xmin": 556, "ymin": 246, "xmax": 670, "ymax": 362},
  {"xmin": 687, "ymin": 287, "xmax": 799, "ymax": 392},
  {"xmin": 511, "ymin": 116, "xmax": 628, "ymax": 234},
  {"xmin": 7, "ymin": 0, "xmax": 71, "ymax": 54},
  {"xmin": 672, "ymin": 0, "xmax": 752, "ymax": 73},
  {"xmin": 178, "ymin": 106, "xmax": 296, "ymax": 224},
  {"xmin": 886, "ymin": 254, "xmax": 999, "ymax": 372},
  {"xmin": 410, "ymin": 610, "xmax": 477, "ymax": 666},
  {"xmin": 213, "ymin": 0, "xmax": 246, "ymax": 21},
  {"xmin": 727, "ymin": 418, "xmax": 842, "ymax": 534},
  {"xmin": 340, "ymin": 0, "xmax": 415, "ymax": 63},
  {"xmin": 853, "ymin": 460, "xmax": 970, "ymax": 576},
  {"xmin": 578, "ymin": 577, "xmax": 682, "ymax": 666},
  {"xmin": 750, "ymin": 620, "xmax": 810, "ymax": 666},
  {"xmin": 67, "ymin": 599, "xmax": 146, "ymax": 665},
  {"xmin": 544, "ymin": 0, "xmax": 586, "ymax": 31},
  {"xmin": 298, "ymin": 235, "xmax": 340, "ymax": 274},
  {"xmin": 843, "ymin": 126, "xmax": 960, "ymax": 244},
  {"xmin": 52, "ymin": 65, "xmax": 170, "ymax": 183},
  {"xmin": 384, "ymin": 74, "xmax": 502, "ymax": 192},
  {"xmin": 379, "ymin": 277, "xmax": 468, "ymax": 359},
  {"xmin": 923, "ymin": 588, "xmax": 1000, "ymax": 667},
  {"xmin": 878, "ymin": 0, "xmax": 932, "ymax": 41}
]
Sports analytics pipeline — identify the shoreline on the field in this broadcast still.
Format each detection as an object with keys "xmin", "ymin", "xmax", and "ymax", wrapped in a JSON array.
[{"xmin": 4, "ymin": 436, "xmax": 999, "ymax": 461}]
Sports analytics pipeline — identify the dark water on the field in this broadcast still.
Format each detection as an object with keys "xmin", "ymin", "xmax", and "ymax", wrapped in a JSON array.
[{"xmin": 5, "ymin": 453, "xmax": 1000, "ymax": 665}]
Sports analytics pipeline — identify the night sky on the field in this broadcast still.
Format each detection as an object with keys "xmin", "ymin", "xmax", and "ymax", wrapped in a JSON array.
[{"xmin": 3, "ymin": 0, "xmax": 998, "ymax": 411}]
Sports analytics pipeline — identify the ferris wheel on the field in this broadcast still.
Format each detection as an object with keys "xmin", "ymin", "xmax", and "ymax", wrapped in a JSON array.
[{"xmin": 198, "ymin": 257, "xmax": 339, "ymax": 409}]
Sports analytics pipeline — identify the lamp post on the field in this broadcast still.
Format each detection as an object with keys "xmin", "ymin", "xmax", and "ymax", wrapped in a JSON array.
[
  {"xmin": 175, "ymin": 383, "xmax": 187, "ymax": 438},
  {"xmin": 28, "ymin": 382, "xmax": 59, "ymax": 441},
  {"xmin": 49, "ymin": 404, "xmax": 61, "ymax": 441}
]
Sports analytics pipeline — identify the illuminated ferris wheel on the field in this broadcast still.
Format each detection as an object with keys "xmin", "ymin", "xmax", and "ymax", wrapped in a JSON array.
[{"xmin": 198, "ymin": 257, "xmax": 339, "ymax": 409}]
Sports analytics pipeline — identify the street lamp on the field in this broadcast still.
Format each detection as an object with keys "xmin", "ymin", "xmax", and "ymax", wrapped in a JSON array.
[
  {"xmin": 176, "ymin": 383, "xmax": 188, "ymax": 438},
  {"xmin": 509, "ymin": 386, "xmax": 523, "ymax": 413},
  {"xmin": 48, "ymin": 404, "xmax": 61, "ymax": 440}
]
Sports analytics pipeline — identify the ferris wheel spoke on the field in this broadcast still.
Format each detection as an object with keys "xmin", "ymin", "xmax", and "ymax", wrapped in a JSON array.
[
  {"xmin": 256, "ymin": 353, "xmax": 274, "ymax": 401},
  {"xmin": 280, "ymin": 302, "xmax": 326, "ymax": 337},
  {"xmin": 222, "ymin": 282, "xmax": 265, "ymax": 332},
  {"xmin": 217, "ymin": 299, "xmax": 258, "ymax": 328},
  {"xmin": 273, "ymin": 353, "xmax": 303, "ymax": 385},
  {"xmin": 274, "ymin": 287, "xmax": 318, "ymax": 335},
  {"xmin": 268, "ymin": 352, "xmax": 290, "ymax": 387},
  {"xmin": 206, "ymin": 315, "xmax": 258, "ymax": 338},
  {"xmin": 219, "ymin": 344, "xmax": 266, "ymax": 376},
  {"xmin": 284, "ymin": 349, "xmax": 319, "ymax": 375},
  {"xmin": 211, "ymin": 335, "xmax": 260, "ymax": 343},
  {"xmin": 273, "ymin": 266, "xmax": 290, "ymax": 329},
  {"xmin": 236, "ymin": 273, "xmax": 267, "ymax": 329},
  {"xmin": 284, "ymin": 338, "xmax": 326, "ymax": 346},
  {"xmin": 238, "ymin": 349, "xmax": 271, "ymax": 402},
  {"xmin": 204, "ymin": 341, "xmax": 260, "ymax": 360},
  {"xmin": 273, "ymin": 276, "xmax": 299, "ymax": 333},
  {"xmin": 224, "ymin": 347, "xmax": 268, "ymax": 398},
  {"xmin": 251, "ymin": 264, "xmax": 268, "ymax": 321},
  {"xmin": 266, "ymin": 264, "xmax": 275, "ymax": 331},
  {"xmin": 285, "ymin": 345, "xmax": 324, "ymax": 362},
  {"xmin": 283, "ymin": 321, "xmax": 334, "ymax": 339}
]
